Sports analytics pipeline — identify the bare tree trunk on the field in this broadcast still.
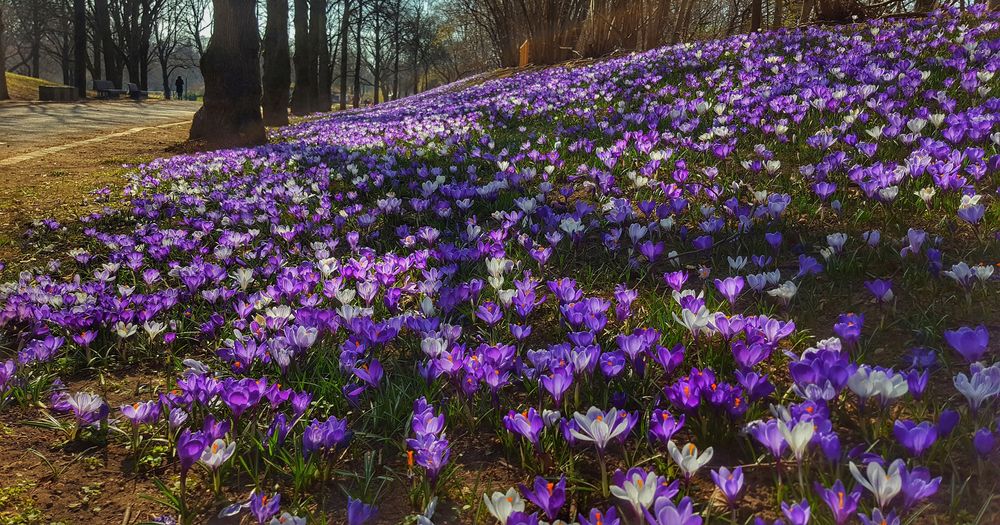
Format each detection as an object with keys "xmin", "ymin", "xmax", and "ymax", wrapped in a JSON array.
[
  {"xmin": 309, "ymin": 0, "xmax": 328, "ymax": 111},
  {"xmin": 189, "ymin": 0, "xmax": 265, "ymax": 147},
  {"xmin": 74, "ymin": 0, "xmax": 87, "ymax": 97},
  {"xmin": 0, "ymin": 7, "xmax": 7, "ymax": 100},
  {"xmin": 94, "ymin": 0, "xmax": 119, "ymax": 85},
  {"xmin": 643, "ymin": 0, "xmax": 670, "ymax": 48},
  {"xmin": 352, "ymin": 0, "xmax": 362, "ymax": 108},
  {"xmin": 338, "ymin": 0, "xmax": 350, "ymax": 109},
  {"xmin": 799, "ymin": 0, "xmax": 814, "ymax": 23},
  {"xmin": 290, "ymin": 0, "xmax": 313, "ymax": 115},
  {"xmin": 773, "ymin": 0, "xmax": 783, "ymax": 28},
  {"xmin": 915, "ymin": 0, "xmax": 933, "ymax": 10},
  {"xmin": 670, "ymin": 0, "xmax": 690, "ymax": 43},
  {"xmin": 262, "ymin": 0, "xmax": 291, "ymax": 125},
  {"xmin": 391, "ymin": 0, "xmax": 399, "ymax": 100},
  {"xmin": 750, "ymin": 0, "xmax": 761, "ymax": 30}
]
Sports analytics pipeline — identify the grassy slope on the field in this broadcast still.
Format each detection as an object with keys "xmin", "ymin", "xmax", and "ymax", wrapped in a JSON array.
[{"xmin": 3, "ymin": 72, "xmax": 66, "ymax": 101}]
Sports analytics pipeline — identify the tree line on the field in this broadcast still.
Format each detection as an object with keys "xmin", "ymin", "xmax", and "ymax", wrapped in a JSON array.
[
  {"xmin": 0, "ymin": 0, "xmax": 992, "ymax": 142},
  {"xmin": 0, "ymin": 0, "xmax": 486, "ymax": 103}
]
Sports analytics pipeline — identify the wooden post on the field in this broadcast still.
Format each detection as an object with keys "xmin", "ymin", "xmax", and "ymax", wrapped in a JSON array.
[{"xmin": 518, "ymin": 39, "xmax": 530, "ymax": 67}]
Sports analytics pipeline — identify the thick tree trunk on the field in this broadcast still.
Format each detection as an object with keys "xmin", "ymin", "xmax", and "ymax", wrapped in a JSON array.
[
  {"xmin": 94, "ymin": 0, "xmax": 118, "ymax": 85},
  {"xmin": 391, "ymin": 4, "xmax": 399, "ymax": 100},
  {"xmin": 338, "ymin": 0, "xmax": 350, "ymax": 109},
  {"xmin": 799, "ymin": 0, "xmax": 814, "ymax": 23},
  {"xmin": 290, "ymin": 0, "xmax": 313, "ymax": 115},
  {"xmin": 310, "ymin": 0, "xmax": 328, "ymax": 111},
  {"xmin": 0, "ymin": 8, "xmax": 7, "ymax": 100},
  {"xmin": 352, "ymin": 1, "xmax": 362, "ymax": 108},
  {"xmin": 74, "ymin": 0, "xmax": 87, "ymax": 97},
  {"xmin": 189, "ymin": 0, "xmax": 266, "ymax": 147},
  {"xmin": 644, "ymin": 0, "xmax": 671, "ymax": 49},
  {"xmin": 262, "ymin": 0, "xmax": 291, "ymax": 125},
  {"xmin": 670, "ymin": 0, "xmax": 690, "ymax": 43},
  {"xmin": 750, "ymin": 0, "xmax": 762, "ymax": 30},
  {"xmin": 773, "ymin": 0, "xmax": 783, "ymax": 28},
  {"xmin": 160, "ymin": 60, "xmax": 170, "ymax": 98}
]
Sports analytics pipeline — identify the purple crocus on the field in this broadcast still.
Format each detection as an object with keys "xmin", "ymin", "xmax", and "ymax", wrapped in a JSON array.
[
  {"xmin": 973, "ymin": 428, "xmax": 996, "ymax": 456},
  {"xmin": 476, "ymin": 301, "xmax": 504, "ymax": 326},
  {"xmin": 713, "ymin": 276, "xmax": 745, "ymax": 306},
  {"xmin": 815, "ymin": 479, "xmax": 860, "ymax": 525},
  {"xmin": 648, "ymin": 409, "xmax": 684, "ymax": 445},
  {"xmin": 864, "ymin": 279, "xmax": 894, "ymax": 304},
  {"xmin": 249, "ymin": 490, "xmax": 280, "ymax": 524},
  {"xmin": 347, "ymin": 496, "xmax": 377, "ymax": 525},
  {"xmin": 66, "ymin": 392, "xmax": 109, "ymax": 427},
  {"xmin": 579, "ymin": 507, "xmax": 619, "ymax": 525},
  {"xmin": 503, "ymin": 408, "xmax": 544, "ymax": 446},
  {"xmin": 892, "ymin": 420, "xmax": 937, "ymax": 456},
  {"xmin": 780, "ymin": 499, "xmax": 810, "ymax": 525},
  {"xmin": 541, "ymin": 366, "xmax": 573, "ymax": 405},
  {"xmin": 520, "ymin": 475, "xmax": 566, "ymax": 520},
  {"xmin": 944, "ymin": 325, "xmax": 990, "ymax": 363},
  {"xmin": 709, "ymin": 466, "xmax": 743, "ymax": 507},
  {"xmin": 643, "ymin": 496, "xmax": 701, "ymax": 525},
  {"xmin": 176, "ymin": 429, "xmax": 209, "ymax": 479}
]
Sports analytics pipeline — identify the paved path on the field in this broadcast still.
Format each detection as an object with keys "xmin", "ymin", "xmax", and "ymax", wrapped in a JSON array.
[{"xmin": 0, "ymin": 100, "xmax": 200, "ymax": 162}]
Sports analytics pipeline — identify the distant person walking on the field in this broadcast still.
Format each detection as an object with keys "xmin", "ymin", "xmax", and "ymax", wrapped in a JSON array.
[{"xmin": 175, "ymin": 77, "xmax": 185, "ymax": 99}]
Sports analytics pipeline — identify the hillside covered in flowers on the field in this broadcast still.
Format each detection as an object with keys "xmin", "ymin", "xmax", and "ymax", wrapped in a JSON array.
[{"xmin": 1, "ymin": 6, "xmax": 999, "ymax": 525}]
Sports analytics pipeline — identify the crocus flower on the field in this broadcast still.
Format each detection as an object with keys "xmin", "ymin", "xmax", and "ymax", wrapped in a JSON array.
[
  {"xmin": 570, "ymin": 407, "xmax": 632, "ymax": 453},
  {"xmin": 176, "ymin": 429, "xmax": 209, "ymax": 479},
  {"xmin": 780, "ymin": 499, "xmax": 810, "ymax": 525},
  {"xmin": 199, "ymin": 438, "xmax": 236, "ymax": 470},
  {"xmin": 778, "ymin": 419, "xmax": 815, "ymax": 462},
  {"xmin": 953, "ymin": 363, "xmax": 1000, "ymax": 413},
  {"xmin": 892, "ymin": 420, "xmax": 937, "ymax": 456},
  {"xmin": 899, "ymin": 465, "xmax": 941, "ymax": 511},
  {"xmin": 347, "ymin": 496, "xmax": 377, "ymax": 525},
  {"xmin": 814, "ymin": 479, "xmax": 860, "ymax": 525},
  {"xmin": 519, "ymin": 475, "xmax": 565, "ymax": 520},
  {"xmin": 973, "ymin": 428, "xmax": 996, "ymax": 456},
  {"xmin": 713, "ymin": 276, "xmax": 745, "ymax": 306},
  {"xmin": 610, "ymin": 468, "xmax": 659, "ymax": 520},
  {"xmin": 504, "ymin": 408, "xmax": 544, "ymax": 446},
  {"xmin": 66, "ymin": 392, "xmax": 109, "ymax": 427},
  {"xmin": 642, "ymin": 496, "xmax": 701, "ymax": 525},
  {"xmin": 864, "ymin": 279, "xmax": 893, "ymax": 303},
  {"xmin": 667, "ymin": 441, "xmax": 713, "ymax": 480},
  {"xmin": 849, "ymin": 459, "xmax": 902, "ymax": 509},
  {"xmin": 944, "ymin": 325, "xmax": 990, "ymax": 363},
  {"xmin": 249, "ymin": 491, "xmax": 280, "ymax": 524},
  {"xmin": 579, "ymin": 507, "xmax": 619, "ymax": 525},
  {"xmin": 710, "ymin": 466, "xmax": 743, "ymax": 507},
  {"xmin": 858, "ymin": 509, "xmax": 899, "ymax": 525},
  {"xmin": 483, "ymin": 488, "xmax": 524, "ymax": 523},
  {"xmin": 648, "ymin": 409, "xmax": 684, "ymax": 445}
]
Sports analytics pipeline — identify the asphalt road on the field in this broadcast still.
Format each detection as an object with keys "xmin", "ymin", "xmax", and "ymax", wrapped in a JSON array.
[{"xmin": 0, "ymin": 100, "xmax": 201, "ymax": 156}]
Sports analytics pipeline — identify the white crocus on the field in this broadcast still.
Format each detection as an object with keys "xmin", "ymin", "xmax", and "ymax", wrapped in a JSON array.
[
  {"xmin": 953, "ymin": 363, "xmax": 1000, "ymax": 413},
  {"xmin": 609, "ymin": 469, "xmax": 658, "ymax": 516},
  {"xmin": 571, "ymin": 407, "xmax": 630, "ymax": 451},
  {"xmin": 199, "ymin": 438, "xmax": 236, "ymax": 470},
  {"xmin": 667, "ymin": 441, "xmax": 713, "ymax": 479},
  {"xmin": 778, "ymin": 420, "xmax": 815, "ymax": 462},
  {"xmin": 673, "ymin": 307, "xmax": 713, "ymax": 337},
  {"xmin": 849, "ymin": 460, "xmax": 903, "ymax": 509},
  {"xmin": 914, "ymin": 187, "xmax": 935, "ymax": 205},
  {"xmin": 483, "ymin": 488, "xmax": 524, "ymax": 524},
  {"xmin": 766, "ymin": 281, "xmax": 798, "ymax": 304}
]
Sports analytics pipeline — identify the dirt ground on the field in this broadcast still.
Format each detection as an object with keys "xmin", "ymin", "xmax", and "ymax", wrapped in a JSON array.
[{"xmin": 0, "ymin": 121, "xmax": 193, "ymax": 270}]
